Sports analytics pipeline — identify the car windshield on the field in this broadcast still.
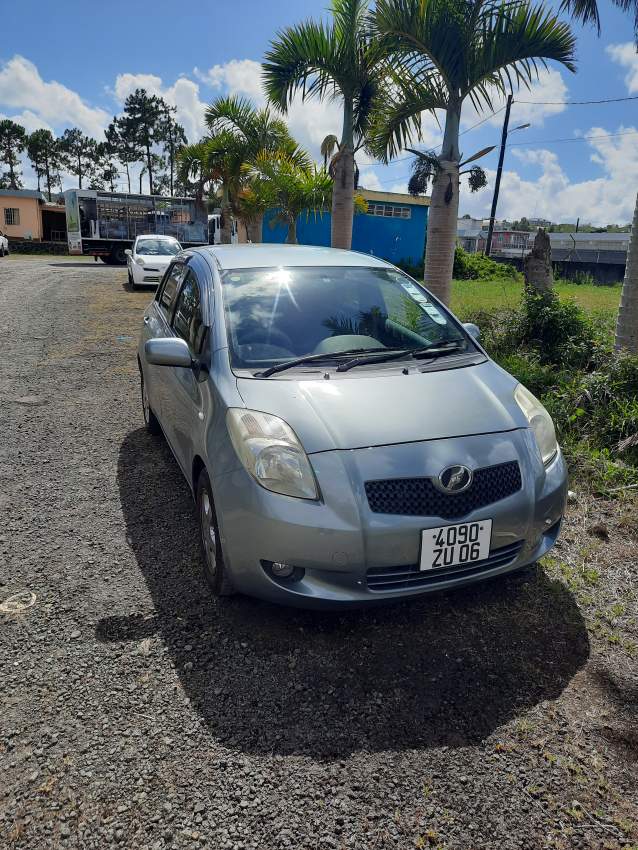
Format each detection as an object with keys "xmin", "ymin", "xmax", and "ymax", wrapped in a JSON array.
[
  {"xmin": 136, "ymin": 239, "xmax": 181, "ymax": 256},
  {"xmin": 221, "ymin": 266, "xmax": 470, "ymax": 370}
]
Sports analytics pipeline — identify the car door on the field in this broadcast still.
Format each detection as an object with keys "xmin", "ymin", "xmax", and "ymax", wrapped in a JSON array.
[
  {"xmin": 141, "ymin": 261, "xmax": 187, "ymax": 425},
  {"xmin": 161, "ymin": 267, "xmax": 208, "ymax": 475}
]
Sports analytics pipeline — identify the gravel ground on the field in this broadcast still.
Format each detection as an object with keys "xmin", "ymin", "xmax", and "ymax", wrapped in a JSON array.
[{"xmin": 1, "ymin": 256, "xmax": 637, "ymax": 850}]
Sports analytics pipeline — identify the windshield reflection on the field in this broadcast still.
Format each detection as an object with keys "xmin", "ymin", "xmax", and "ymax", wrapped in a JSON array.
[{"xmin": 221, "ymin": 266, "xmax": 469, "ymax": 370}]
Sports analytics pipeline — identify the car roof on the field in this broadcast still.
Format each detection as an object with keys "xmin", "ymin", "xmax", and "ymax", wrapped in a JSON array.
[
  {"xmin": 191, "ymin": 243, "xmax": 394, "ymax": 270},
  {"xmin": 135, "ymin": 234, "xmax": 179, "ymax": 241}
]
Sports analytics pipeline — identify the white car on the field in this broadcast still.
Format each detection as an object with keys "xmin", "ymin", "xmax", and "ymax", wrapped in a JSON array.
[
  {"xmin": 125, "ymin": 235, "xmax": 182, "ymax": 288},
  {"xmin": 0, "ymin": 229, "xmax": 9, "ymax": 257}
]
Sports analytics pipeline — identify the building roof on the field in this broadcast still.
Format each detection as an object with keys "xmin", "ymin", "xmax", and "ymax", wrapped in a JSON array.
[
  {"xmin": 194, "ymin": 243, "xmax": 392, "ymax": 271},
  {"xmin": 359, "ymin": 188, "xmax": 430, "ymax": 207},
  {"xmin": 0, "ymin": 189, "xmax": 46, "ymax": 201}
]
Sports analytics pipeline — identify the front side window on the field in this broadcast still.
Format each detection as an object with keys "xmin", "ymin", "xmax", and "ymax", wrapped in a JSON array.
[
  {"xmin": 156, "ymin": 263, "xmax": 185, "ymax": 321},
  {"xmin": 4, "ymin": 208, "xmax": 20, "ymax": 226},
  {"xmin": 136, "ymin": 238, "xmax": 181, "ymax": 256},
  {"xmin": 172, "ymin": 271, "xmax": 205, "ymax": 352},
  {"xmin": 221, "ymin": 266, "xmax": 469, "ymax": 370}
]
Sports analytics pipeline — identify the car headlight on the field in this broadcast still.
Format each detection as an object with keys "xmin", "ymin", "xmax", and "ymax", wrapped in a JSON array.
[
  {"xmin": 514, "ymin": 384, "xmax": 558, "ymax": 465},
  {"xmin": 134, "ymin": 256, "xmax": 145, "ymax": 266},
  {"xmin": 226, "ymin": 408, "xmax": 318, "ymax": 499}
]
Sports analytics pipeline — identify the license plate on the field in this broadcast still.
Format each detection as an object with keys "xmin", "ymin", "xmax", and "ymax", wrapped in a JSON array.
[{"xmin": 420, "ymin": 519, "xmax": 492, "ymax": 571}]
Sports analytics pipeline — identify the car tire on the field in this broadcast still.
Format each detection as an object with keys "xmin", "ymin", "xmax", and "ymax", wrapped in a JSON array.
[
  {"xmin": 128, "ymin": 268, "xmax": 137, "ymax": 289},
  {"xmin": 140, "ymin": 370, "xmax": 161, "ymax": 435},
  {"xmin": 196, "ymin": 470, "xmax": 235, "ymax": 597}
]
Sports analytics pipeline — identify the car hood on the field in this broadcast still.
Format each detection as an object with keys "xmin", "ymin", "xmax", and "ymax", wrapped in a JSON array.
[
  {"xmin": 136, "ymin": 254, "xmax": 173, "ymax": 265},
  {"xmin": 236, "ymin": 360, "xmax": 528, "ymax": 454}
]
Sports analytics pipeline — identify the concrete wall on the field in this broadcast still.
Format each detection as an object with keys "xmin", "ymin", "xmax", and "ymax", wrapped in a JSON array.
[
  {"xmin": 262, "ymin": 205, "xmax": 429, "ymax": 266},
  {"xmin": 1, "ymin": 198, "xmax": 42, "ymax": 240}
]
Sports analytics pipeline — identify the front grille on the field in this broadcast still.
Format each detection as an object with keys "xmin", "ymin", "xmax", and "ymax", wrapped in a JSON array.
[
  {"xmin": 143, "ymin": 275, "xmax": 160, "ymax": 283},
  {"xmin": 365, "ymin": 460, "xmax": 522, "ymax": 520},
  {"xmin": 366, "ymin": 540, "xmax": 523, "ymax": 592}
]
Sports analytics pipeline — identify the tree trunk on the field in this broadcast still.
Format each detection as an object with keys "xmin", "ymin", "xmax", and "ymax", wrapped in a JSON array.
[
  {"xmin": 331, "ymin": 96, "xmax": 355, "ymax": 250},
  {"xmin": 8, "ymin": 155, "xmax": 16, "ymax": 189},
  {"xmin": 286, "ymin": 216, "xmax": 298, "ymax": 245},
  {"xmin": 615, "ymin": 191, "xmax": 638, "ymax": 352},
  {"xmin": 77, "ymin": 153, "xmax": 83, "ymax": 190},
  {"xmin": 146, "ymin": 143, "xmax": 153, "ymax": 195},
  {"xmin": 423, "ymin": 104, "xmax": 461, "ymax": 306},
  {"xmin": 246, "ymin": 213, "xmax": 263, "ymax": 243},
  {"xmin": 125, "ymin": 163, "xmax": 131, "ymax": 193},
  {"xmin": 220, "ymin": 187, "xmax": 233, "ymax": 244},
  {"xmin": 45, "ymin": 160, "xmax": 52, "ymax": 201},
  {"xmin": 169, "ymin": 144, "xmax": 174, "ymax": 197}
]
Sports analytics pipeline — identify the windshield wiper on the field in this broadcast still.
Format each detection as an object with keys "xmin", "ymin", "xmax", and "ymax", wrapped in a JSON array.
[
  {"xmin": 410, "ymin": 340, "xmax": 466, "ymax": 359},
  {"xmin": 255, "ymin": 347, "xmax": 406, "ymax": 378},
  {"xmin": 335, "ymin": 348, "xmax": 413, "ymax": 372}
]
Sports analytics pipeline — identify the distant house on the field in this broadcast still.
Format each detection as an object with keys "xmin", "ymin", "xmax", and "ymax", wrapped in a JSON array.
[
  {"xmin": 0, "ymin": 189, "xmax": 67, "ymax": 242},
  {"xmin": 262, "ymin": 189, "xmax": 430, "ymax": 266}
]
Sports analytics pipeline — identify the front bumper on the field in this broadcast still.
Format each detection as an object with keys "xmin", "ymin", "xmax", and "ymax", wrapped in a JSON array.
[{"xmin": 212, "ymin": 429, "xmax": 567, "ymax": 608}]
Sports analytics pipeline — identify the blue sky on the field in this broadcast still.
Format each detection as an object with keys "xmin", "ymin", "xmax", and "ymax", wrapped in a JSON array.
[{"xmin": 2, "ymin": 0, "xmax": 638, "ymax": 224}]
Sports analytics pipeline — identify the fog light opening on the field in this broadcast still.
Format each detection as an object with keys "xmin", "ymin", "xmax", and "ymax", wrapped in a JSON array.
[
  {"xmin": 261, "ymin": 560, "xmax": 305, "ymax": 584},
  {"xmin": 271, "ymin": 561, "xmax": 294, "ymax": 578}
]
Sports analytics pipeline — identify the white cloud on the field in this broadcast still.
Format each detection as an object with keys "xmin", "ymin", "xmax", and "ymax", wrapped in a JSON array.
[
  {"xmin": 0, "ymin": 55, "xmax": 109, "ymax": 137},
  {"xmin": 607, "ymin": 42, "xmax": 638, "ymax": 94},
  {"xmin": 358, "ymin": 170, "xmax": 382, "ymax": 190},
  {"xmin": 113, "ymin": 72, "xmax": 207, "ymax": 142},
  {"xmin": 458, "ymin": 125, "xmax": 638, "ymax": 225},
  {"xmin": 194, "ymin": 60, "xmax": 267, "ymax": 106}
]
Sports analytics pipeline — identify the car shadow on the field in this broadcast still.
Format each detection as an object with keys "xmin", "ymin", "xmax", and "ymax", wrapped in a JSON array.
[
  {"xmin": 99, "ymin": 428, "xmax": 590, "ymax": 759},
  {"xmin": 47, "ymin": 262, "xmax": 120, "ymax": 268}
]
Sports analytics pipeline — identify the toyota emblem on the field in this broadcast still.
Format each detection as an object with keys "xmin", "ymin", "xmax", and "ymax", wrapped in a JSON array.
[{"xmin": 435, "ymin": 465, "xmax": 473, "ymax": 494}]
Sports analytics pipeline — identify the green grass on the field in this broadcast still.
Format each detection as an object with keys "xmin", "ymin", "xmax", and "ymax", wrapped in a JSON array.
[{"xmin": 451, "ymin": 278, "xmax": 621, "ymax": 321}]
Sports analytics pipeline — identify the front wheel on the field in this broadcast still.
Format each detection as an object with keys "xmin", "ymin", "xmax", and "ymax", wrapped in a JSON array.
[
  {"xmin": 140, "ymin": 371, "xmax": 161, "ymax": 435},
  {"xmin": 128, "ymin": 268, "xmax": 137, "ymax": 289},
  {"xmin": 197, "ymin": 470, "xmax": 235, "ymax": 597}
]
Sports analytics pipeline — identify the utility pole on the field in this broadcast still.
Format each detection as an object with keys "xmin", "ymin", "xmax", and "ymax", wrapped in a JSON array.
[{"xmin": 485, "ymin": 94, "xmax": 513, "ymax": 257}]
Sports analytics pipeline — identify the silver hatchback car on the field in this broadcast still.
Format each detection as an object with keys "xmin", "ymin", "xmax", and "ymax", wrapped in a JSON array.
[{"xmin": 138, "ymin": 244, "xmax": 567, "ymax": 608}]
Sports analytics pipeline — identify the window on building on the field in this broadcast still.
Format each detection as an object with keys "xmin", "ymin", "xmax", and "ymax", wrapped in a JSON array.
[
  {"xmin": 4, "ymin": 208, "xmax": 20, "ymax": 226},
  {"xmin": 367, "ymin": 203, "xmax": 411, "ymax": 220}
]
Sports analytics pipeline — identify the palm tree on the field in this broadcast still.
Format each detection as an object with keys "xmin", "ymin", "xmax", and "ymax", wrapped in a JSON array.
[
  {"xmin": 370, "ymin": 0, "xmax": 576, "ymax": 306},
  {"xmin": 253, "ymin": 152, "xmax": 333, "ymax": 244},
  {"xmin": 179, "ymin": 96, "xmax": 307, "ymax": 244},
  {"xmin": 320, "ymin": 134, "xmax": 339, "ymax": 168},
  {"xmin": 558, "ymin": 0, "xmax": 638, "ymax": 351},
  {"xmin": 263, "ymin": 0, "xmax": 381, "ymax": 251},
  {"xmin": 178, "ymin": 132, "xmax": 247, "ymax": 243}
]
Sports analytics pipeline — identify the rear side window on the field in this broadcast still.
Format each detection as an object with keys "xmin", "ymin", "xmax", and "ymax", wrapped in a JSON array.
[
  {"xmin": 172, "ymin": 270, "xmax": 205, "ymax": 353},
  {"xmin": 157, "ymin": 263, "xmax": 184, "ymax": 321}
]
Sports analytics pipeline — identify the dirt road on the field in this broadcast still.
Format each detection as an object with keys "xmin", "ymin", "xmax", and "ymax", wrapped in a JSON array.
[{"xmin": 1, "ymin": 257, "xmax": 636, "ymax": 849}]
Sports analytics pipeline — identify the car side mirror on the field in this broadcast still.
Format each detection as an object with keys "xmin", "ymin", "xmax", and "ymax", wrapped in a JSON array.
[
  {"xmin": 124, "ymin": 249, "xmax": 132, "ymax": 257},
  {"xmin": 463, "ymin": 322, "xmax": 481, "ymax": 341},
  {"xmin": 145, "ymin": 337, "xmax": 192, "ymax": 368}
]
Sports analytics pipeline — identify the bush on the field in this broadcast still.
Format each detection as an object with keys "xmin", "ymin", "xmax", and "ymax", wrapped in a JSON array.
[
  {"xmin": 467, "ymin": 290, "xmax": 638, "ymax": 488},
  {"xmin": 453, "ymin": 247, "xmax": 520, "ymax": 282}
]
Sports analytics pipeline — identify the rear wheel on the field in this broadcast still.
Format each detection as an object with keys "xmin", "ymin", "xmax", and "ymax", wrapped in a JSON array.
[
  {"xmin": 197, "ymin": 470, "xmax": 234, "ymax": 597},
  {"xmin": 108, "ymin": 246, "xmax": 128, "ymax": 265},
  {"xmin": 140, "ymin": 370, "xmax": 161, "ymax": 435}
]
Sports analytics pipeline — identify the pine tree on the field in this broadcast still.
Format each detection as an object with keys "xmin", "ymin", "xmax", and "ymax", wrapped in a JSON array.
[{"xmin": 0, "ymin": 119, "xmax": 27, "ymax": 189}]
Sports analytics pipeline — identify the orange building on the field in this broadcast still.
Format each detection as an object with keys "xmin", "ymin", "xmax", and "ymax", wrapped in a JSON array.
[{"xmin": 0, "ymin": 189, "xmax": 66, "ymax": 242}]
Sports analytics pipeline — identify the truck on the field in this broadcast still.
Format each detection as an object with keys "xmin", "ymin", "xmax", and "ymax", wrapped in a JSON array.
[{"xmin": 64, "ymin": 189, "xmax": 208, "ymax": 264}]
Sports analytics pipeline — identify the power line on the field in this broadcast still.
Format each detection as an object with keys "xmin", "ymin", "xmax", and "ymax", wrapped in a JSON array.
[
  {"xmin": 460, "ymin": 104, "xmax": 506, "ymax": 136},
  {"xmin": 508, "ymin": 128, "xmax": 638, "ymax": 147},
  {"xmin": 514, "ymin": 94, "xmax": 638, "ymax": 105}
]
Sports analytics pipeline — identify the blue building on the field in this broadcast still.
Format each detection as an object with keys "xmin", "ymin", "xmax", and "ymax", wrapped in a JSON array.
[{"xmin": 261, "ymin": 189, "xmax": 429, "ymax": 266}]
